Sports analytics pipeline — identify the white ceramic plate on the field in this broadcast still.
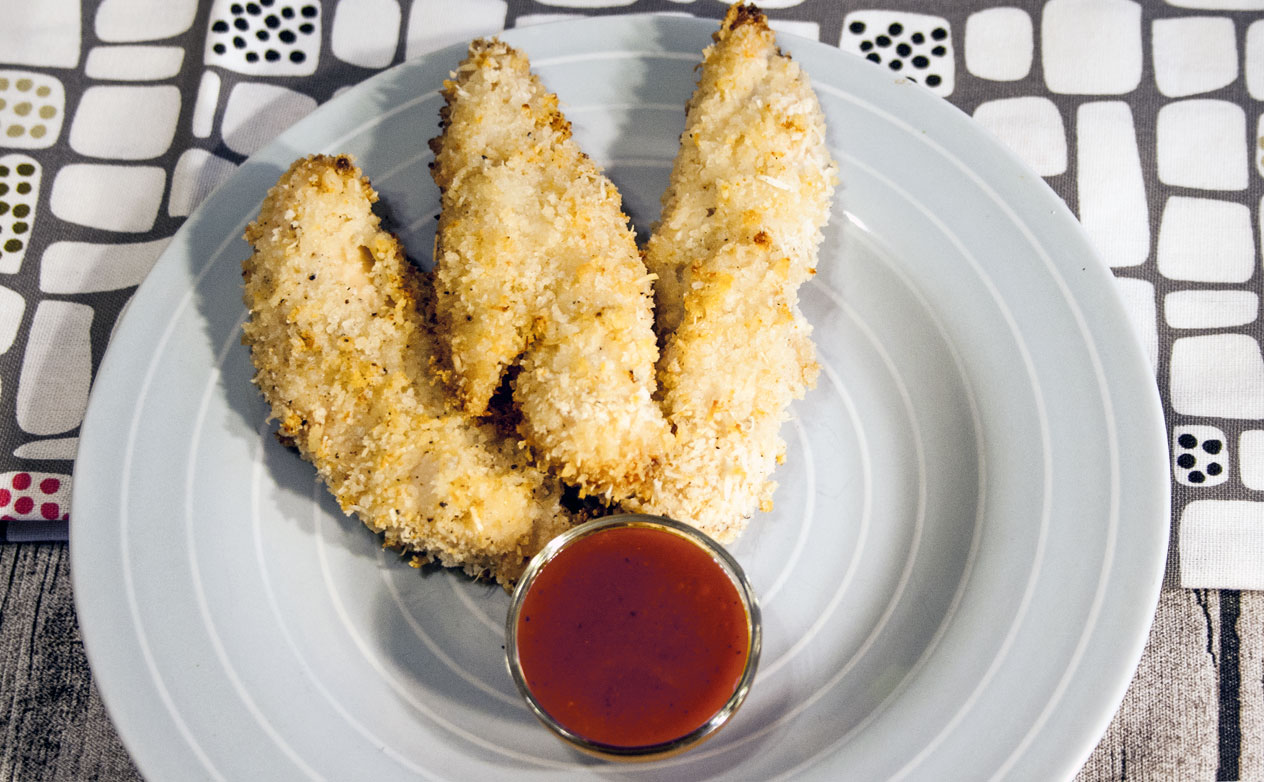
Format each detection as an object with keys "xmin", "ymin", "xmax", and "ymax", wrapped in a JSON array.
[{"xmin": 72, "ymin": 16, "xmax": 1169, "ymax": 782}]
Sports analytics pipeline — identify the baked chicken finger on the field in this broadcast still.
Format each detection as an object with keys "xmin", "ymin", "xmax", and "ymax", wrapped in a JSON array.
[
  {"xmin": 629, "ymin": 4, "xmax": 837, "ymax": 541},
  {"xmin": 430, "ymin": 40, "xmax": 672, "ymax": 502},
  {"xmin": 242, "ymin": 154, "xmax": 572, "ymax": 585}
]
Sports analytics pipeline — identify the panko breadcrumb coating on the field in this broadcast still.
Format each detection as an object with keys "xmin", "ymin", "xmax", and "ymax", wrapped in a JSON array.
[
  {"xmin": 626, "ymin": 4, "xmax": 838, "ymax": 541},
  {"xmin": 429, "ymin": 39, "xmax": 673, "ymax": 503},
  {"xmin": 242, "ymin": 154, "xmax": 573, "ymax": 585}
]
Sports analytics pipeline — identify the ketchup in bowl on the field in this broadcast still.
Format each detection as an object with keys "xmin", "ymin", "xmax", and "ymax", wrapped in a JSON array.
[{"xmin": 505, "ymin": 514, "xmax": 761, "ymax": 760}]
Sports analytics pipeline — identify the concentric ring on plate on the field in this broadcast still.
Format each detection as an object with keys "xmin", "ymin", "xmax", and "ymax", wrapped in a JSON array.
[
  {"xmin": 120, "ymin": 56, "xmax": 1040, "ymax": 776},
  {"xmin": 74, "ymin": 16, "xmax": 1165, "ymax": 782}
]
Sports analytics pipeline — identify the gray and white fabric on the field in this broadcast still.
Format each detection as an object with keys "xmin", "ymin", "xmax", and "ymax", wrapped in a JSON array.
[{"xmin": 0, "ymin": 1, "xmax": 1261, "ymax": 780}]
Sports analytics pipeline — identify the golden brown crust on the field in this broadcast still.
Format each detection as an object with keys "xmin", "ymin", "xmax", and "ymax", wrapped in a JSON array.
[
  {"xmin": 242, "ymin": 154, "xmax": 573, "ymax": 585},
  {"xmin": 429, "ymin": 39, "xmax": 674, "ymax": 503},
  {"xmin": 625, "ymin": 3, "xmax": 838, "ymax": 541},
  {"xmin": 243, "ymin": 2, "xmax": 838, "ymax": 572},
  {"xmin": 720, "ymin": 2, "xmax": 771, "ymax": 37}
]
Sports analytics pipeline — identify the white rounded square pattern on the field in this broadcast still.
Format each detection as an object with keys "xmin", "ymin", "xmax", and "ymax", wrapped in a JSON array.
[
  {"xmin": 69, "ymin": 85, "xmax": 181, "ymax": 160},
  {"xmin": 1113, "ymin": 277, "xmax": 1158, "ymax": 372},
  {"xmin": 1247, "ymin": 20, "xmax": 1264, "ymax": 99},
  {"xmin": 40, "ymin": 238, "xmax": 170, "ymax": 295},
  {"xmin": 95, "ymin": 0, "xmax": 198, "ymax": 43},
  {"xmin": 1152, "ymin": 16, "xmax": 1237, "ymax": 97},
  {"xmin": 1173, "ymin": 424, "xmax": 1230, "ymax": 487},
  {"xmin": 50, "ymin": 164, "xmax": 166, "ymax": 233},
  {"xmin": 1042, "ymin": 0, "xmax": 1143, "ymax": 94},
  {"xmin": 220, "ymin": 82, "xmax": 318, "ymax": 156},
  {"xmin": 972, "ymin": 97, "xmax": 1065, "ymax": 175},
  {"xmin": 1240, "ymin": 430, "xmax": 1264, "ymax": 490},
  {"xmin": 0, "ymin": 285, "xmax": 23, "ymax": 354},
  {"xmin": 1170, "ymin": 334, "xmax": 1264, "ymax": 418},
  {"xmin": 839, "ymin": 11, "xmax": 955, "ymax": 96},
  {"xmin": 204, "ymin": 0, "xmax": 321, "ymax": 77},
  {"xmin": 1166, "ymin": 0, "xmax": 1264, "ymax": 8},
  {"xmin": 1076, "ymin": 102, "xmax": 1149, "ymax": 267},
  {"xmin": 1156, "ymin": 99, "xmax": 1248, "ymax": 189},
  {"xmin": 533, "ymin": 0, "xmax": 635, "ymax": 5},
  {"xmin": 1179, "ymin": 499, "xmax": 1264, "ymax": 590},
  {"xmin": 192, "ymin": 71, "xmax": 221, "ymax": 139},
  {"xmin": 16, "ymin": 301, "xmax": 93, "ymax": 437},
  {"xmin": 12, "ymin": 439, "xmax": 77, "ymax": 461},
  {"xmin": 0, "ymin": 0, "xmax": 80, "ymax": 68},
  {"xmin": 0, "ymin": 71, "xmax": 66, "ymax": 150},
  {"xmin": 965, "ymin": 7, "xmax": 1033, "ymax": 81},
  {"xmin": 1165, "ymin": 289, "xmax": 1259, "ymax": 329},
  {"xmin": 331, "ymin": 0, "xmax": 401, "ymax": 69},
  {"xmin": 84, "ymin": 45, "xmax": 186, "ymax": 81},
  {"xmin": 1157, "ymin": 196, "xmax": 1254, "ymax": 282}
]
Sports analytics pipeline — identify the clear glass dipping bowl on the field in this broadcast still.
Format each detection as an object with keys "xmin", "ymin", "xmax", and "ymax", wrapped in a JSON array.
[{"xmin": 504, "ymin": 514, "xmax": 761, "ymax": 761}]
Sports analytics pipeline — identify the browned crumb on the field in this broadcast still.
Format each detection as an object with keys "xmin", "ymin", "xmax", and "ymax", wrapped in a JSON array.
[
  {"xmin": 241, "ymin": 154, "xmax": 574, "ymax": 585},
  {"xmin": 625, "ymin": 2, "xmax": 838, "ymax": 541},
  {"xmin": 429, "ymin": 39, "xmax": 673, "ymax": 503},
  {"xmin": 245, "ymin": 0, "xmax": 838, "ymax": 576}
]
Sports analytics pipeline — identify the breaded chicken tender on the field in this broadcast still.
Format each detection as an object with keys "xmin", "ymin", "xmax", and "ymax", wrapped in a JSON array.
[
  {"xmin": 430, "ymin": 39, "xmax": 672, "ymax": 502},
  {"xmin": 627, "ymin": 4, "xmax": 837, "ymax": 541},
  {"xmin": 242, "ymin": 154, "xmax": 573, "ymax": 585}
]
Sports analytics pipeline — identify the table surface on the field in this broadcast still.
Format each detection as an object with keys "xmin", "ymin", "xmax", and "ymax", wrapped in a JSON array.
[{"xmin": 2, "ymin": 0, "xmax": 1263, "ymax": 780}]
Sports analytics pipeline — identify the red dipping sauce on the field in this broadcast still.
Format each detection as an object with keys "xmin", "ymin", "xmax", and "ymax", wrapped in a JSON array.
[{"xmin": 506, "ymin": 515, "xmax": 760, "ymax": 758}]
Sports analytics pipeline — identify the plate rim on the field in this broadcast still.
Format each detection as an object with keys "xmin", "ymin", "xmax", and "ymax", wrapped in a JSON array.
[{"xmin": 71, "ymin": 14, "xmax": 1170, "ymax": 781}]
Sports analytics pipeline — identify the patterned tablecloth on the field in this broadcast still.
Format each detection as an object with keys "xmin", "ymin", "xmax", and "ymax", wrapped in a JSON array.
[{"xmin": 1, "ymin": 0, "xmax": 1262, "ymax": 779}]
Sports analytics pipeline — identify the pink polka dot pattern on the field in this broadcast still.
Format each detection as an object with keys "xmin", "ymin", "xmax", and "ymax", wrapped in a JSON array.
[{"xmin": 0, "ymin": 469, "xmax": 70, "ymax": 521}]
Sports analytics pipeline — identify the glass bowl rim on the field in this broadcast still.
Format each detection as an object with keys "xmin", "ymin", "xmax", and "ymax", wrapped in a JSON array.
[{"xmin": 504, "ymin": 513, "xmax": 763, "ymax": 760}]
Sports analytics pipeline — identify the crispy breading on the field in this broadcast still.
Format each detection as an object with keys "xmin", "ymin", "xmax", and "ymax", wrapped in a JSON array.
[
  {"xmin": 241, "ymin": 154, "xmax": 573, "ymax": 585},
  {"xmin": 429, "ymin": 39, "xmax": 673, "ymax": 502},
  {"xmin": 626, "ymin": 4, "xmax": 837, "ymax": 541}
]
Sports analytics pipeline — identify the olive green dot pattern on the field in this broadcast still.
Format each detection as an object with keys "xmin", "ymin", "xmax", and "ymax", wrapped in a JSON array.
[
  {"xmin": 0, "ymin": 71, "xmax": 66, "ymax": 151},
  {"xmin": 0, "ymin": 155, "xmax": 40, "ymax": 275}
]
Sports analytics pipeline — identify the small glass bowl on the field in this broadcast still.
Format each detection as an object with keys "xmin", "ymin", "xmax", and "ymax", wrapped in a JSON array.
[{"xmin": 504, "ymin": 514, "xmax": 761, "ymax": 761}]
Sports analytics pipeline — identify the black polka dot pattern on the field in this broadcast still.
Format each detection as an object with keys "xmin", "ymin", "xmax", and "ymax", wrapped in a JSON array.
[
  {"xmin": 842, "ymin": 14, "xmax": 953, "ymax": 93},
  {"xmin": 206, "ymin": 0, "xmax": 320, "ymax": 73},
  {"xmin": 1173, "ymin": 427, "xmax": 1229, "ymax": 487}
]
